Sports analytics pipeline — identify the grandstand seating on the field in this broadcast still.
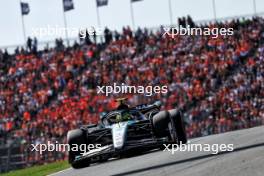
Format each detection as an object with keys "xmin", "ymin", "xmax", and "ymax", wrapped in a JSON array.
[{"xmin": 0, "ymin": 17, "xmax": 263, "ymax": 165}]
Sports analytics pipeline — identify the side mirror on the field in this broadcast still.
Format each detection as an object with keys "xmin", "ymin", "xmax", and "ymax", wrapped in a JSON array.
[
  {"xmin": 154, "ymin": 101, "xmax": 162, "ymax": 108},
  {"xmin": 100, "ymin": 112, "xmax": 107, "ymax": 119}
]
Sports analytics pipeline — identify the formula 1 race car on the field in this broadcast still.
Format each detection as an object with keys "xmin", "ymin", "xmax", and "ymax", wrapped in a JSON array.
[{"xmin": 67, "ymin": 100, "xmax": 187, "ymax": 168}]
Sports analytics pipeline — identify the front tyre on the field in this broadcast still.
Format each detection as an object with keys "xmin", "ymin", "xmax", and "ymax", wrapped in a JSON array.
[
  {"xmin": 67, "ymin": 129, "xmax": 90, "ymax": 168},
  {"xmin": 153, "ymin": 109, "xmax": 187, "ymax": 145},
  {"xmin": 168, "ymin": 109, "xmax": 187, "ymax": 144},
  {"xmin": 152, "ymin": 111, "xmax": 170, "ymax": 137}
]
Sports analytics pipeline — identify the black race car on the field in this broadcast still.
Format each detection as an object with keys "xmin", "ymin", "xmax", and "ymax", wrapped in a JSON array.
[{"xmin": 67, "ymin": 101, "xmax": 187, "ymax": 168}]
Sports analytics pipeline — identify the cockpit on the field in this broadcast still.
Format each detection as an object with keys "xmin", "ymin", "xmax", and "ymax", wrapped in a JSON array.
[{"xmin": 102, "ymin": 110, "xmax": 145, "ymax": 126}]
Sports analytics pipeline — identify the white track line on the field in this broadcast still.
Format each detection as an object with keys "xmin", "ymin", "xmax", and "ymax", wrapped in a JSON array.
[{"xmin": 47, "ymin": 167, "xmax": 72, "ymax": 176}]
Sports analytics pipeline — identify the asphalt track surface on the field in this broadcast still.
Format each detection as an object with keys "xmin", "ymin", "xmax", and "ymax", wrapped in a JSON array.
[{"xmin": 50, "ymin": 126, "xmax": 264, "ymax": 176}]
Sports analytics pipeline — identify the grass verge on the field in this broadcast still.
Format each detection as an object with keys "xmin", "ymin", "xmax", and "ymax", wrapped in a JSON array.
[{"xmin": 1, "ymin": 161, "xmax": 70, "ymax": 176}]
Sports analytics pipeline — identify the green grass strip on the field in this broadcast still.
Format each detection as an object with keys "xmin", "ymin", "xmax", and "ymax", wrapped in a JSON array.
[{"xmin": 1, "ymin": 161, "xmax": 70, "ymax": 176}]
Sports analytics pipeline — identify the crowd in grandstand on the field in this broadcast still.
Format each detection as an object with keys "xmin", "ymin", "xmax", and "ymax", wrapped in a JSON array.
[{"xmin": 0, "ymin": 16, "xmax": 264, "ymax": 164}]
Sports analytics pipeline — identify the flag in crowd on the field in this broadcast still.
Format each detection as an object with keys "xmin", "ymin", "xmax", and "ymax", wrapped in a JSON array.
[
  {"xmin": 21, "ymin": 2, "xmax": 30, "ymax": 15},
  {"xmin": 131, "ymin": 0, "xmax": 143, "ymax": 2},
  {"xmin": 97, "ymin": 0, "xmax": 108, "ymax": 7},
  {"xmin": 63, "ymin": 0, "xmax": 74, "ymax": 12}
]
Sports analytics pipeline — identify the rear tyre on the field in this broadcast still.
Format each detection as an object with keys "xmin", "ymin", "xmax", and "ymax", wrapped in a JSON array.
[{"xmin": 67, "ymin": 129, "xmax": 90, "ymax": 168}]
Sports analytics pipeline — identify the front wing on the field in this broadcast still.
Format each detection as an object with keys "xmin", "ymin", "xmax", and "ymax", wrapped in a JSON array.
[{"xmin": 73, "ymin": 137, "xmax": 167, "ymax": 164}]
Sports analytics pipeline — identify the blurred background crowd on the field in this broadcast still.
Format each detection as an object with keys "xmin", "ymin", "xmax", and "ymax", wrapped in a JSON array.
[{"xmin": 0, "ymin": 16, "xmax": 264, "ymax": 166}]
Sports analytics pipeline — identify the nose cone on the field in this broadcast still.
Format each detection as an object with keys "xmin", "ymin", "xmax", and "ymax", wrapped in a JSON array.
[{"xmin": 112, "ymin": 122, "xmax": 128, "ymax": 149}]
